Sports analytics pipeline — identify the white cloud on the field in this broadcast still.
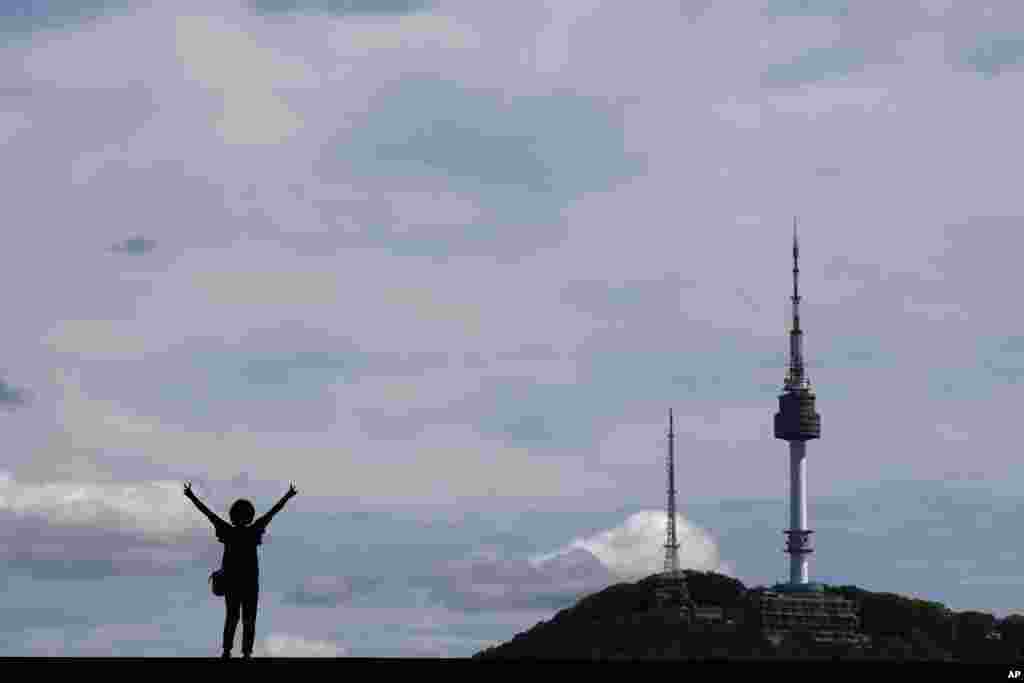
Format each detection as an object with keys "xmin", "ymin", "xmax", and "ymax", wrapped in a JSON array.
[
  {"xmin": 537, "ymin": 510, "xmax": 722, "ymax": 580},
  {"xmin": 0, "ymin": 471, "xmax": 203, "ymax": 538},
  {"xmin": 263, "ymin": 633, "xmax": 346, "ymax": 657}
]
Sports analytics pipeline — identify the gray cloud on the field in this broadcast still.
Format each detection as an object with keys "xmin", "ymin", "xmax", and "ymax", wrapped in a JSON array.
[
  {"xmin": 680, "ymin": 1, "xmax": 715, "ymax": 23},
  {"xmin": 284, "ymin": 575, "xmax": 383, "ymax": 607},
  {"xmin": 761, "ymin": 46, "xmax": 868, "ymax": 88},
  {"xmin": 499, "ymin": 415, "xmax": 553, "ymax": 444},
  {"xmin": 110, "ymin": 236, "xmax": 157, "ymax": 255},
  {"xmin": 983, "ymin": 359, "xmax": 1024, "ymax": 385},
  {"xmin": 357, "ymin": 76, "xmax": 644, "ymax": 195},
  {"xmin": 247, "ymin": 0, "xmax": 431, "ymax": 16},
  {"xmin": 821, "ymin": 254, "xmax": 882, "ymax": 283},
  {"xmin": 561, "ymin": 274, "xmax": 699, "ymax": 322},
  {"xmin": 462, "ymin": 377, "xmax": 590, "ymax": 450},
  {"xmin": 0, "ymin": 1, "xmax": 130, "ymax": 35},
  {"xmin": 763, "ymin": 0, "xmax": 850, "ymax": 19},
  {"xmin": 964, "ymin": 35, "xmax": 1024, "ymax": 77},
  {"xmin": 416, "ymin": 548, "xmax": 615, "ymax": 612},
  {"xmin": 0, "ymin": 511, "xmax": 211, "ymax": 581},
  {"xmin": 0, "ymin": 377, "xmax": 28, "ymax": 406},
  {"xmin": 315, "ymin": 75, "xmax": 645, "ymax": 259},
  {"xmin": 73, "ymin": 342, "xmax": 459, "ymax": 436},
  {"xmin": 0, "ymin": 607, "xmax": 94, "ymax": 634},
  {"xmin": 240, "ymin": 351, "xmax": 347, "ymax": 386}
]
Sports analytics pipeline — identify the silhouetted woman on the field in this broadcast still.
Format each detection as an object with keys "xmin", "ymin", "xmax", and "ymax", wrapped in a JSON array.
[{"xmin": 185, "ymin": 481, "xmax": 297, "ymax": 659}]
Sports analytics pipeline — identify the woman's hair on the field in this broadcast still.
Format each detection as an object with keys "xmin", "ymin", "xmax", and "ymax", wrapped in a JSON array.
[{"xmin": 229, "ymin": 499, "xmax": 256, "ymax": 526}]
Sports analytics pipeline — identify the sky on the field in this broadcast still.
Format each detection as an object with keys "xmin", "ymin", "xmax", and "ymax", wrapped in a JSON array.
[{"xmin": 2, "ymin": 0, "xmax": 1024, "ymax": 657}]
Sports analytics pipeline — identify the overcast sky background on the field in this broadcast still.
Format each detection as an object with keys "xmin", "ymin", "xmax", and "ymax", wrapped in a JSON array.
[{"xmin": 2, "ymin": 0, "xmax": 1024, "ymax": 657}]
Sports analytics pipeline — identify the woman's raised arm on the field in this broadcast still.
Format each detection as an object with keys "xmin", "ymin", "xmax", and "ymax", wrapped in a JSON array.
[
  {"xmin": 184, "ymin": 482, "xmax": 228, "ymax": 528},
  {"xmin": 254, "ymin": 484, "xmax": 297, "ymax": 529}
]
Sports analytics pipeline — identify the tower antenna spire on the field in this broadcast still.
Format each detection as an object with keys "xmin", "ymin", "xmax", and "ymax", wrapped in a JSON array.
[
  {"xmin": 663, "ymin": 408, "xmax": 681, "ymax": 576},
  {"xmin": 793, "ymin": 215, "xmax": 799, "ymax": 303},
  {"xmin": 786, "ymin": 216, "xmax": 807, "ymax": 391}
]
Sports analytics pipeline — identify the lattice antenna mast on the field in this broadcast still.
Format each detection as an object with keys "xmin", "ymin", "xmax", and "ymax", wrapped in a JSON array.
[{"xmin": 664, "ymin": 409, "xmax": 681, "ymax": 575}]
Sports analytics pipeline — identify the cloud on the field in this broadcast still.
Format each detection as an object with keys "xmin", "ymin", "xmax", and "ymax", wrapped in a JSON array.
[
  {"xmin": 764, "ymin": 0, "xmax": 850, "ymax": 19},
  {"xmin": 360, "ymin": 76, "xmax": 643, "ymax": 196},
  {"xmin": 537, "ymin": 511, "xmax": 723, "ymax": 580},
  {"xmin": 239, "ymin": 351, "xmax": 348, "ymax": 386},
  {"xmin": 498, "ymin": 415, "xmax": 553, "ymax": 444},
  {"xmin": 936, "ymin": 423, "xmax": 969, "ymax": 442},
  {"xmin": 3, "ymin": 0, "xmax": 1024, "ymax": 542},
  {"xmin": 263, "ymin": 633, "xmax": 346, "ymax": 657},
  {"xmin": 75, "ymin": 623, "xmax": 185, "ymax": 657},
  {"xmin": 10, "ymin": 0, "xmax": 1024, "ymax": 655},
  {"xmin": 15, "ymin": 368, "xmax": 618, "ymax": 503},
  {"xmin": 110, "ymin": 236, "xmax": 157, "ymax": 255},
  {"xmin": 0, "ymin": 471, "xmax": 204, "ymax": 537},
  {"xmin": 761, "ymin": 46, "xmax": 868, "ymax": 87},
  {"xmin": 0, "ymin": 1, "xmax": 126, "ymax": 36},
  {"xmin": 410, "ymin": 512, "xmax": 725, "ymax": 613},
  {"xmin": 420, "ymin": 547, "xmax": 615, "ymax": 612},
  {"xmin": 284, "ymin": 575, "xmax": 382, "ymax": 607},
  {"xmin": 0, "ymin": 469, "xmax": 222, "ymax": 580},
  {"xmin": 961, "ymin": 576, "xmax": 1024, "ymax": 587},
  {"xmin": 43, "ymin": 321, "xmax": 155, "ymax": 361},
  {"xmin": 175, "ymin": 13, "xmax": 316, "ymax": 145},
  {"xmin": 0, "ymin": 607, "xmax": 94, "ymax": 634},
  {"xmin": 964, "ymin": 35, "xmax": 1024, "ymax": 76},
  {"xmin": 247, "ymin": 0, "xmax": 431, "ymax": 16},
  {"xmin": 0, "ymin": 377, "xmax": 28, "ymax": 406},
  {"xmin": 0, "ymin": 511, "xmax": 207, "ymax": 580}
]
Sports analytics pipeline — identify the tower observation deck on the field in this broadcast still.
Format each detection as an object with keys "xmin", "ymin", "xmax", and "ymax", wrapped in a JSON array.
[{"xmin": 773, "ymin": 219, "xmax": 821, "ymax": 587}]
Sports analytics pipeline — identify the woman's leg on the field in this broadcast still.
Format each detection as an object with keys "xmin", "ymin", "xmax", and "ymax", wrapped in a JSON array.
[
  {"xmin": 241, "ymin": 583, "xmax": 259, "ymax": 658},
  {"xmin": 223, "ymin": 591, "xmax": 242, "ymax": 656}
]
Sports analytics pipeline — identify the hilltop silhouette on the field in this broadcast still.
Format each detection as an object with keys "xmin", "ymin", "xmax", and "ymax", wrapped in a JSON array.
[{"xmin": 474, "ymin": 571, "xmax": 1022, "ymax": 661}]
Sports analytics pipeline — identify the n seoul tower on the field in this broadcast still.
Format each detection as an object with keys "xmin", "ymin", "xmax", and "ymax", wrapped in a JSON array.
[{"xmin": 772, "ymin": 218, "xmax": 822, "ymax": 587}]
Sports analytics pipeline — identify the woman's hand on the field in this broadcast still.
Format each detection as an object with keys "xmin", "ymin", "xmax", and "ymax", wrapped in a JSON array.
[
  {"xmin": 287, "ymin": 483, "xmax": 298, "ymax": 498},
  {"xmin": 184, "ymin": 481, "xmax": 194, "ymax": 498}
]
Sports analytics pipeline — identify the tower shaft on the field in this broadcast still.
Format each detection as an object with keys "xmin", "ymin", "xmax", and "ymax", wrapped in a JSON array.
[{"xmin": 786, "ymin": 442, "xmax": 811, "ymax": 583}]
